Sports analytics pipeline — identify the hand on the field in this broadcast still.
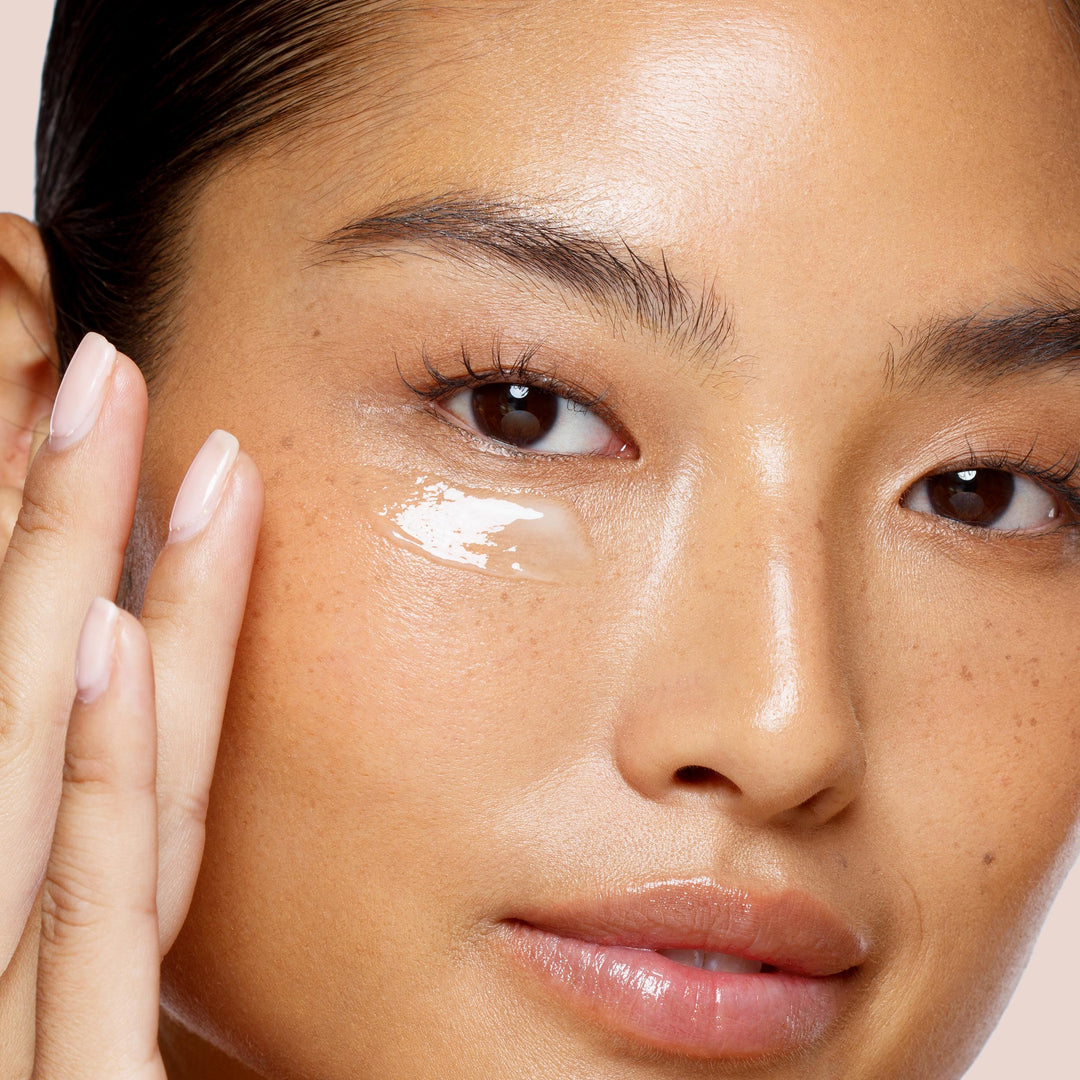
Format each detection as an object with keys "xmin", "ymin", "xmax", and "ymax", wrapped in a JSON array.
[{"xmin": 0, "ymin": 333, "xmax": 263, "ymax": 1077}]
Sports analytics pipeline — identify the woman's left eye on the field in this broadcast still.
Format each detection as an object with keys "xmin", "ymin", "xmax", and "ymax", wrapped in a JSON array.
[
  {"xmin": 902, "ymin": 467, "xmax": 1072, "ymax": 532},
  {"xmin": 437, "ymin": 383, "xmax": 634, "ymax": 457}
]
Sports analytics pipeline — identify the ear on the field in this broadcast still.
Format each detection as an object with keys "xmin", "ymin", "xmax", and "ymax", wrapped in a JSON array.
[{"xmin": 0, "ymin": 213, "xmax": 60, "ymax": 489}]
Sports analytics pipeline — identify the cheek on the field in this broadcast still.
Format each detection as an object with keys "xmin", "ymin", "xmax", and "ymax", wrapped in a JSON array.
[
  {"xmin": 845, "ymin": 559, "xmax": 1080, "ymax": 1065},
  {"xmin": 198, "ymin": 456, "xmax": 632, "ymax": 881},
  {"xmin": 158, "ymin": 452, "xmax": 646, "ymax": 1072},
  {"xmin": 861, "ymin": 583, "xmax": 1080, "ymax": 869}
]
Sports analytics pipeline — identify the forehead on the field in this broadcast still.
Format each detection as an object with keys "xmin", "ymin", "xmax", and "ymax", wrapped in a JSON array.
[{"xmin": 203, "ymin": 0, "xmax": 1080, "ymax": 344}]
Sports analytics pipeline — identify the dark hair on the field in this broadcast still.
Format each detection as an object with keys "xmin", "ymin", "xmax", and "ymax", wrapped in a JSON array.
[{"xmin": 36, "ymin": 0, "xmax": 404, "ymax": 381}]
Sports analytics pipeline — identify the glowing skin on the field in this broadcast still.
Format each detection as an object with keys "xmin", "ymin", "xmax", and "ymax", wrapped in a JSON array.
[
  {"xmin": 56, "ymin": 0, "xmax": 1080, "ymax": 1077},
  {"xmin": 369, "ymin": 475, "xmax": 595, "ymax": 582}
]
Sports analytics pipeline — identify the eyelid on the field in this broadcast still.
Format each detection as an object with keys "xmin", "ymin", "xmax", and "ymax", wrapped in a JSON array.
[{"xmin": 401, "ymin": 345, "xmax": 612, "ymax": 410}]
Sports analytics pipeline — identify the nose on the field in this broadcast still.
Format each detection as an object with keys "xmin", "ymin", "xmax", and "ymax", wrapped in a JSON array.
[{"xmin": 612, "ymin": 516, "xmax": 866, "ymax": 830}]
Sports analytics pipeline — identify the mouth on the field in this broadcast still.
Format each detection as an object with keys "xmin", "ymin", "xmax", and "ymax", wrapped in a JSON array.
[
  {"xmin": 656, "ymin": 948, "xmax": 767, "ymax": 973},
  {"xmin": 500, "ymin": 879, "xmax": 867, "ymax": 1060}
]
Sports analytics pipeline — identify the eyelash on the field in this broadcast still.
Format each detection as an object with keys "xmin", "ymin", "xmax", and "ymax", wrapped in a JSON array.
[
  {"xmin": 934, "ymin": 442, "xmax": 1080, "ymax": 523},
  {"xmin": 398, "ymin": 341, "xmax": 619, "ymax": 434},
  {"xmin": 397, "ymin": 348, "xmax": 1080, "ymax": 526}
]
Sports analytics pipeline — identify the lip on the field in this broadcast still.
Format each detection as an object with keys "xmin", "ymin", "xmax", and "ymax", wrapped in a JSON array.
[{"xmin": 500, "ymin": 879, "xmax": 868, "ymax": 1059}]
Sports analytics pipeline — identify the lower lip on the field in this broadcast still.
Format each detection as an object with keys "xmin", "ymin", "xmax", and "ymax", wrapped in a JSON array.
[{"xmin": 503, "ymin": 922, "xmax": 850, "ymax": 1059}]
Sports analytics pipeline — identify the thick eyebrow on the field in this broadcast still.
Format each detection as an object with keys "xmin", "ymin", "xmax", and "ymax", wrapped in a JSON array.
[
  {"xmin": 886, "ymin": 293, "xmax": 1080, "ymax": 391},
  {"xmin": 311, "ymin": 195, "xmax": 734, "ymax": 364}
]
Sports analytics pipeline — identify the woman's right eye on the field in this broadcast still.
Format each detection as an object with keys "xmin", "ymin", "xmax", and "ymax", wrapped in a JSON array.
[
  {"xmin": 902, "ymin": 467, "xmax": 1072, "ymax": 533},
  {"xmin": 437, "ymin": 383, "xmax": 635, "ymax": 458}
]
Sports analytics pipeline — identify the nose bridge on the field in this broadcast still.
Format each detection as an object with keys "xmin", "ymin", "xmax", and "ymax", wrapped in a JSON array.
[
  {"xmin": 756, "ymin": 548, "xmax": 826, "ymax": 735},
  {"xmin": 613, "ymin": 448, "xmax": 865, "ymax": 827}
]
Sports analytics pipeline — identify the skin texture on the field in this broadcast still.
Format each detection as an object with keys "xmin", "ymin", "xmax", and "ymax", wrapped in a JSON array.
[{"xmin": 8, "ymin": 0, "xmax": 1080, "ymax": 1076}]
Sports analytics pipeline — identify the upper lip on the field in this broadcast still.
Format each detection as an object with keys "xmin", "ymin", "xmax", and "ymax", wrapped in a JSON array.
[{"xmin": 508, "ymin": 878, "xmax": 869, "ymax": 978}]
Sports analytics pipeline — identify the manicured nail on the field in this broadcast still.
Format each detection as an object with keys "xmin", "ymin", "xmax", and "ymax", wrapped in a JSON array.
[
  {"xmin": 168, "ymin": 430, "xmax": 240, "ymax": 543},
  {"xmin": 49, "ymin": 333, "xmax": 117, "ymax": 451},
  {"xmin": 75, "ymin": 598, "xmax": 120, "ymax": 704}
]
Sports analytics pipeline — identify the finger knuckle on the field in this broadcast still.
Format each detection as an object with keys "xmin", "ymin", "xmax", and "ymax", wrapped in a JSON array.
[
  {"xmin": 136, "ymin": 589, "xmax": 187, "ymax": 635},
  {"xmin": 0, "ymin": 681, "xmax": 36, "ymax": 763},
  {"xmin": 39, "ymin": 863, "xmax": 157, "ymax": 955},
  {"xmin": 160, "ymin": 784, "xmax": 211, "ymax": 832},
  {"xmin": 62, "ymin": 700, "xmax": 159, "ymax": 793},
  {"xmin": 38, "ymin": 871, "xmax": 104, "ymax": 948},
  {"xmin": 62, "ymin": 742, "xmax": 121, "ymax": 790},
  {"xmin": 8, "ymin": 482, "xmax": 72, "ymax": 554}
]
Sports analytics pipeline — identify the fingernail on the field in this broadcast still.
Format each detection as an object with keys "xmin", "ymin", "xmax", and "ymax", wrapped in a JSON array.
[
  {"xmin": 75, "ymin": 598, "xmax": 120, "ymax": 704},
  {"xmin": 49, "ymin": 333, "xmax": 117, "ymax": 452},
  {"xmin": 168, "ymin": 430, "xmax": 240, "ymax": 544}
]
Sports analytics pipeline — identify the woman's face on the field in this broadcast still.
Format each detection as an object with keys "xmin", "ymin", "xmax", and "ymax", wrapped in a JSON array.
[{"xmin": 142, "ymin": 1, "xmax": 1080, "ymax": 1076}]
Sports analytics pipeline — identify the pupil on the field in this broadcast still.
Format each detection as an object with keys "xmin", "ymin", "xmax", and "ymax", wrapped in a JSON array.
[
  {"xmin": 926, "ymin": 469, "xmax": 1014, "ymax": 526},
  {"xmin": 471, "ymin": 384, "xmax": 559, "ymax": 447}
]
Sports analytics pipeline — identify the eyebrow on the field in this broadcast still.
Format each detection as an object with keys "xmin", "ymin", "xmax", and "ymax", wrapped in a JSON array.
[
  {"xmin": 314, "ymin": 198, "xmax": 1080, "ymax": 393},
  {"xmin": 312, "ymin": 195, "xmax": 735, "ymax": 365},
  {"xmin": 886, "ymin": 290, "xmax": 1080, "ymax": 391}
]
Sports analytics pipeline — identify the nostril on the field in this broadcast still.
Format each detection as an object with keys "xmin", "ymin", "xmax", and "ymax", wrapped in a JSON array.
[
  {"xmin": 675, "ymin": 765, "xmax": 714, "ymax": 784},
  {"xmin": 673, "ymin": 765, "xmax": 739, "ymax": 793}
]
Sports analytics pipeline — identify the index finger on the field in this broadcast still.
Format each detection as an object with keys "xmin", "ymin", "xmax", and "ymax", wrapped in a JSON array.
[{"xmin": 0, "ymin": 333, "xmax": 146, "ymax": 972}]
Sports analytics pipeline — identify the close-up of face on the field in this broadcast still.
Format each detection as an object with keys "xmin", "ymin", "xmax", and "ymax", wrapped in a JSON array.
[{"xmin": 12, "ymin": 0, "xmax": 1080, "ymax": 1077}]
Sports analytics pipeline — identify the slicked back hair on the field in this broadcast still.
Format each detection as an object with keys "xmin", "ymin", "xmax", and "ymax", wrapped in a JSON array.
[
  {"xmin": 36, "ymin": 0, "xmax": 405, "ymax": 380},
  {"xmin": 34, "ymin": 1, "xmax": 1080, "ymax": 381}
]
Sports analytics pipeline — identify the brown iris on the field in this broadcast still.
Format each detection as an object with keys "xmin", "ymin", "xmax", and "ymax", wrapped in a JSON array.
[
  {"xmin": 471, "ymin": 384, "xmax": 559, "ymax": 447},
  {"xmin": 925, "ymin": 469, "xmax": 1014, "ymax": 526}
]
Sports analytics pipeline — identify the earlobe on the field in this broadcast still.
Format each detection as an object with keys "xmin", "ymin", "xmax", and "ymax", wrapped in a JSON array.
[{"xmin": 0, "ymin": 213, "xmax": 60, "ymax": 490}]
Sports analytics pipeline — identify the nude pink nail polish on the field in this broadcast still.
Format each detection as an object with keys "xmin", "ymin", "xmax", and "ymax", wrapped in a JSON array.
[
  {"xmin": 75, "ymin": 598, "xmax": 120, "ymax": 704},
  {"xmin": 49, "ymin": 333, "xmax": 117, "ymax": 451},
  {"xmin": 168, "ymin": 430, "xmax": 240, "ymax": 543}
]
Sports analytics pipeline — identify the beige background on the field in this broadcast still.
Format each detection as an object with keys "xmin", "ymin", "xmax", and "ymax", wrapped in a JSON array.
[{"xmin": 1, "ymin": 3, "xmax": 1078, "ymax": 1076}]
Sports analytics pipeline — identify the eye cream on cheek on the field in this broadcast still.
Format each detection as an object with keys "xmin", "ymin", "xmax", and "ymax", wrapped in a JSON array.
[{"xmin": 368, "ymin": 475, "xmax": 596, "ymax": 583}]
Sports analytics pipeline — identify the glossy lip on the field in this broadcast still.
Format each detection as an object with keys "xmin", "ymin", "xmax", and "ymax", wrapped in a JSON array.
[{"xmin": 500, "ymin": 879, "xmax": 869, "ymax": 1060}]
